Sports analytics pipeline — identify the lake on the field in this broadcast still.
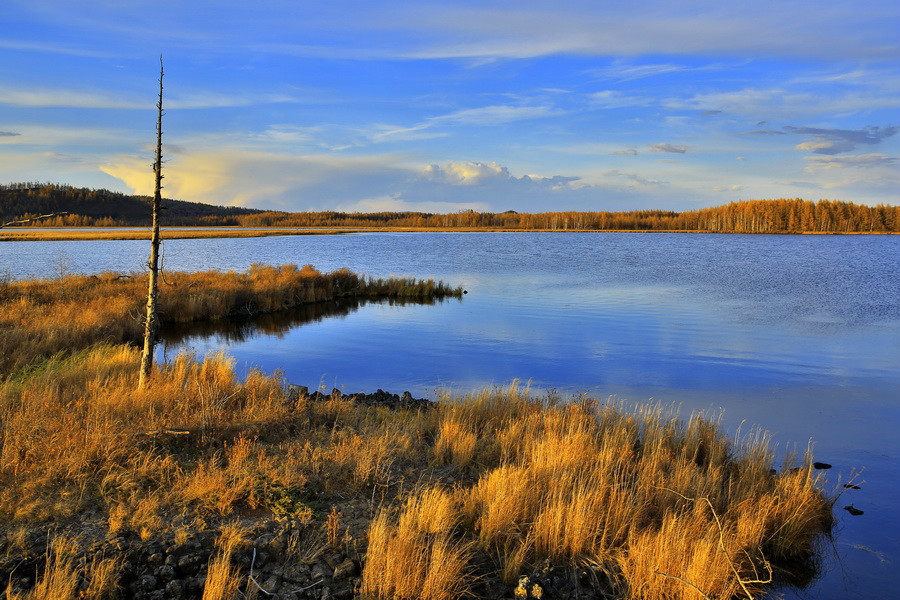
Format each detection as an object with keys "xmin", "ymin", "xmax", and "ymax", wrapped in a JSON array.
[{"xmin": 4, "ymin": 231, "xmax": 898, "ymax": 598}]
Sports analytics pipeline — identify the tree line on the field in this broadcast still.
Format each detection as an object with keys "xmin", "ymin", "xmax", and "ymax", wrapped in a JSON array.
[
  {"xmin": 2, "ymin": 185, "xmax": 897, "ymax": 233},
  {"xmin": 228, "ymin": 199, "xmax": 900, "ymax": 233}
]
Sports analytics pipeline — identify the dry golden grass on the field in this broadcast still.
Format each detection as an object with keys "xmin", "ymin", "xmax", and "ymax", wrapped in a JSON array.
[
  {"xmin": 361, "ymin": 489, "xmax": 474, "ymax": 600},
  {"xmin": 0, "ymin": 228, "xmax": 358, "ymax": 241},
  {"xmin": 0, "ymin": 270, "xmax": 831, "ymax": 600},
  {"xmin": 202, "ymin": 523, "xmax": 248, "ymax": 600},
  {"xmin": 0, "ymin": 263, "xmax": 461, "ymax": 375},
  {"xmin": 4, "ymin": 536, "xmax": 121, "ymax": 600}
]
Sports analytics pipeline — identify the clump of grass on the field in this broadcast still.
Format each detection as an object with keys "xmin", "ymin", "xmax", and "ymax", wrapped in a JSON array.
[
  {"xmin": 4, "ymin": 536, "xmax": 121, "ymax": 600},
  {"xmin": 203, "ymin": 523, "xmax": 248, "ymax": 600},
  {"xmin": 361, "ymin": 488, "xmax": 474, "ymax": 600}
]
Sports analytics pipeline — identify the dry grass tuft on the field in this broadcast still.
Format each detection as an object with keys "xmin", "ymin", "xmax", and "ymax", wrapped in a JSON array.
[
  {"xmin": 202, "ymin": 523, "xmax": 248, "ymax": 600},
  {"xmin": 361, "ymin": 488, "xmax": 474, "ymax": 600}
]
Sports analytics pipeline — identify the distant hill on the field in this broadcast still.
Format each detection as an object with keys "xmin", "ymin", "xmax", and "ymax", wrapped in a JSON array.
[{"xmin": 0, "ymin": 183, "xmax": 263, "ymax": 227}]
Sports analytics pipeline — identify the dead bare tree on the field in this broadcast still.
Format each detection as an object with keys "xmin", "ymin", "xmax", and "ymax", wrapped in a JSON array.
[
  {"xmin": 138, "ymin": 56, "xmax": 164, "ymax": 389},
  {"xmin": 1, "ymin": 212, "xmax": 68, "ymax": 228}
]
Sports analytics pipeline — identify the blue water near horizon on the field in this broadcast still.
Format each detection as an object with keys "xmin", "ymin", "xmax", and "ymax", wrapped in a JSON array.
[{"xmin": 3, "ymin": 231, "xmax": 898, "ymax": 598}]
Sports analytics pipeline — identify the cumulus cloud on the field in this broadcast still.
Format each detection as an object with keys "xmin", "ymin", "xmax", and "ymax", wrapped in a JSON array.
[
  {"xmin": 423, "ymin": 161, "xmax": 581, "ymax": 190},
  {"xmin": 651, "ymin": 143, "xmax": 688, "ymax": 154}
]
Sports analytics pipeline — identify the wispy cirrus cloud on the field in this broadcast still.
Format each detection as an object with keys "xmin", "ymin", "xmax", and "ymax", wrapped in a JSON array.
[
  {"xmin": 804, "ymin": 153, "xmax": 898, "ymax": 172},
  {"xmin": 0, "ymin": 86, "xmax": 310, "ymax": 110},
  {"xmin": 0, "ymin": 88, "xmax": 145, "ymax": 109},
  {"xmin": 371, "ymin": 104, "xmax": 560, "ymax": 143},
  {"xmin": 588, "ymin": 91, "xmax": 652, "ymax": 109},
  {"xmin": 0, "ymin": 131, "xmax": 22, "ymax": 137}
]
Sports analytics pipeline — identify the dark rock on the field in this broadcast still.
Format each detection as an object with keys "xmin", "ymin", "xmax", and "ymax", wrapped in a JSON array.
[
  {"xmin": 329, "ymin": 578, "xmax": 355, "ymax": 600},
  {"xmin": 287, "ymin": 384, "xmax": 309, "ymax": 401},
  {"xmin": 176, "ymin": 553, "xmax": 203, "ymax": 573},
  {"xmin": 139, "ymin": 574, "xmax": 158, "ymax": 591},
  {"xmin": 147, "ymin": 552, "xmax": 163, "ymax": 565},
  {"xmin": 843, "ymin": 505, "xmax": 864, "ymax": 516},
  {"xmin": 283, "ymin": 562, "xmax": 311, "ymax": 582},
  {"xmin": 476, "ymin": 579, "xmax": 509, "ymax": 599},
  {"xmin": 261, "ymin": 575, "xmax": 282, "ymax": 594},
  {"xmin": 155, "ymin": 564, "xmax": 176, "ymax": 580},
  {"xmin": 333, "ymin": 558, "xmax": 356, "ymax": 580},
  {"xmin": 813, "ymin": 462, "xmax": 832, "ymax": 470},
  {"xmin": 164, "ymin": 579, "xmax": 184, "ymax": 598}
]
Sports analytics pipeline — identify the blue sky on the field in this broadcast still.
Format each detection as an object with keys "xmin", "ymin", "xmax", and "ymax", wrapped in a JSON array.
[{"xmin": 1, "ymin": 0, "xmax": 898, "ymax": 213}]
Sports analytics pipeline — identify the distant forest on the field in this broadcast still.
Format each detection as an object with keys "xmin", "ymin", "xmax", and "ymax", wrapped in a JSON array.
[
  {"xmin": 2, "ymin": 182, "xmax": 898, "ymax": 233},
  {"xmin": 0, "ymin": 183, "xmax": 261, "ymax": 227}
]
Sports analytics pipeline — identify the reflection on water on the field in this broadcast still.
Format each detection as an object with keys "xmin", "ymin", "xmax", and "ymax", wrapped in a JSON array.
[
  {"xmin": 158, "ymin": 296, "xmax": 445, "ymax": 347},
  {"xmin": 2, "ymin": 232, "xmax": 898, "ymax": 600}
]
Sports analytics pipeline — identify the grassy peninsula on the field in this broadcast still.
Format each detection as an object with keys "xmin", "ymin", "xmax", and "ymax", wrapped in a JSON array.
[{"xmin": 0, "ymin": 266, "xmax": 834, "ymax": 599}]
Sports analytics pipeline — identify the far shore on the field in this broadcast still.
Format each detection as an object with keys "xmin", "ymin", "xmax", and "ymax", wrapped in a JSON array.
[{"xmin": 2, "ymin": 226, "xmax": 897, "ymax": 241}]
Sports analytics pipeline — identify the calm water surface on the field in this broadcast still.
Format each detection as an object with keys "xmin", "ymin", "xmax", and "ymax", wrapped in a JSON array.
[{"xmin": 4, "ymin": 232, "xmax": 898, "ymax": 599}]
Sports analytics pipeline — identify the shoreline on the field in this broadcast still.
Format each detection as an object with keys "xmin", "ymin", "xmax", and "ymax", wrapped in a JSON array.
[{"xmin": 2, "ymin": 227, "xmax": 896, "ymax": 241}]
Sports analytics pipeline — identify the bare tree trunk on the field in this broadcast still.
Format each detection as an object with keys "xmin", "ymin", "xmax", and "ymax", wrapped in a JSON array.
[{"xmin": 139, "ymin": 56, "xmax": 164, "ymax": 389}]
